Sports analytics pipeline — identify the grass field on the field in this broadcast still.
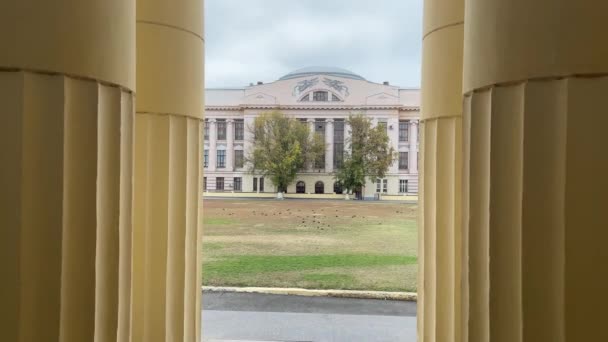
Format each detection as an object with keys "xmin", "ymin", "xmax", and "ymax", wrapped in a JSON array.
[{"xmin": 202, "ymin": 199, "xmax": 418, "ymax": 292}]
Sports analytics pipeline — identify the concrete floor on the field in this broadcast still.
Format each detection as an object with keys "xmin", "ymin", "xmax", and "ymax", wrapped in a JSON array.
[{"xmin": 202, "ymin": 292, "xmax": 417, "ymax": 342}]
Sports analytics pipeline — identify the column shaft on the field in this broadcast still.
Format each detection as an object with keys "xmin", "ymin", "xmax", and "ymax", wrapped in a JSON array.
[
  {"xmin": 0, "ymin": 1, "xmax": 135, "ymax": 341},
  {"xmin": 226, "ymin": 119, "xmax": 235, "ymax": 171},
  {"xmin": 325, "ymin": 119, "xmax": 334, "ymax": 173},
  {"xmin": 208, "ymin": 120, "xmax": 217, "ymax": 172},
  {"xmin": 419, "ymin": 0, "xmax": 464, "ymax": 341},
  {"xmin": 409, "ymin": 120, "xmax": 419, "ymax": 173},
  {"xmin": 133, "ymin": 1, "xmax": 204, "ymax": 341},
  {"xmin": 463, "ymin": 1, "xmax": 608, "ymax": 341}
]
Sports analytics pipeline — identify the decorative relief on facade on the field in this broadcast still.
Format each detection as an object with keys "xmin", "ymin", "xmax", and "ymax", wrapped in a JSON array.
[
  {"xmin": 292, "ymin": 77, "xmax": 319, "ymax": 96},
  {"xmin": 323, "ymin": 77, "xmax": 350, "ymax": 97}
]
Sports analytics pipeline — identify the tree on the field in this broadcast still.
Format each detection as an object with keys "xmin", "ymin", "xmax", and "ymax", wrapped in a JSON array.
[
  {"xmin": 334, "ymin": 114, "xmax": 396, "ymax": 198},
  {"xmin": 247, "ymin": 111, "xmax": 324, "ymax": 198}
]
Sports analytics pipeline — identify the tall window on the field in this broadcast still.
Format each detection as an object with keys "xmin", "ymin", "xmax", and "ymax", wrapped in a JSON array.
[
  {"xmin": 216, "ymin": 177, "xmax": 224, "ymax": 191},
  {"xmin": 204, "ymin": 150, "xmax": 208, "ymax": 168},
  {"xmin": 296, "ymin": 181, "xmax": 306, "ymax": 194},
  {"xmin": 253, "ymin": 177, "xmax": 258, "ymax": 191},
  {"xmin": 399, "ymin": 120, "xmax": 409, "ymax": 142},
  {"xmin": 259, "ymin": 177, "xmax": 265, "ymax": 192},
  {"xmin": 378, "ymin": 121, "xmax": 388, "ymax": 133},
  {"xmin": 400, "ymin": 179, "xmax": 408, "ymax": 193},
  {"xmin": 333, "ymin": 119, "xmax": 344, "ymax": 169},
  {"xmin": 313, "ymin": 91, "xmax": 328, "ymax": 101},
  {"xmin": 204, "ymin": 120, "xmax": 209, "ymax": 141},
  {"xmin": 376, "ymin": 179, "xmax": 388, "ymax": 193},
  {"xmin": 203, "ymin": 177, "xmax": 207, "ymax": 191},
  {"xmin": 217, "ymin": 119, "xmax": 226, "ymax": 140},
  {"xmin": 399, "ymin": 152, "xmax": 409, "ymax": 170},
  {"xmin": 234, "ymin": 119, "xmax": 244, "ymax": 140},
  {"xmin": 315, "ymin": 120, "xmax": 325, "ymax": 169},
  {"xmin": 234, "ymin": 150, "xmax": 244, "ymax": 168},
  {"xmin": 333, "ymin": 182, "xmax": 343, "ymax": 194},
  {"xmin": 217, "ymin": 150, "xmax": 225, "ymax": 168},
  {"xmin": 233, "ymin": 177, "xmax": 242, "ymax": 191},
  {"xmin": 315, "ymin": 181, "xmax": 324, "ymax": 194}
]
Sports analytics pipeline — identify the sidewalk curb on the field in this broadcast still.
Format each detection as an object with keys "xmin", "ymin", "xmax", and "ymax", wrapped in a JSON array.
[{"xmin": 202, "ymin": 286, "xmax": 418, "ymax": 302}]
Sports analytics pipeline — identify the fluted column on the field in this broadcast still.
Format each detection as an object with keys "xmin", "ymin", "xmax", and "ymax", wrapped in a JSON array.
[
  {"xmin": 325, "ymin": 119, "xmax": 334, "ymax": 173},
  {"xmin": 0, "ymin": 1, "xmax": 135, "ymax": 342},
  {"xmin": 463, "ymin": 1, "xmax": 608, "ymax": 341},
  {"xmin": 133, "ymin": 1, "xmax": 204, "ymax": 341},
  {"xmin": 208, "ymin": 119, "xmax": 217, "ymax": 172},
  {"xmin": 226, "ymin": 119, "xmax": 234, "ymax": 171},
  {"xmin": 419, "ymin": 0, "xmax": 464, "ymax": 341}
]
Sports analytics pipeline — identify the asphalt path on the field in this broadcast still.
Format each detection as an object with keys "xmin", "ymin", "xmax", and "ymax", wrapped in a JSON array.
[{"xmin": 202, "ymin": 292, "xmax": 417, "ymax": 342}]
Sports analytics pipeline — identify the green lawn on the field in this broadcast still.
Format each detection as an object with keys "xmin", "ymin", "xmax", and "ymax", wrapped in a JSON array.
[{"xmin": 202, "ymin": 199, "xmax": 418, "ymax": 292}]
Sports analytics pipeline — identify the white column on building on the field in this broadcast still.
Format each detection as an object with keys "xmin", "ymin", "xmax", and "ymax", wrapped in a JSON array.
[
  {"xmin": 344, "ymin": 120, "xmax": 352, "ymax": 155},
  {"xmin": 226, "ymin": 119, "xmax": 234, "ymax": 171},
  {"xmin": 388, "ymin": 117, "xmax": 400, "ymax": 174},
  {"xmin": 325, "ymin": 119, "xmax": 334, "ymax": 173},
  {"xmin": 409, "ymin": 120, "xmax": 419, "ymax": 173},
  {"xmin": 208, "ymin": 119, "xmax": 217, "ymax": 172},
  {"xmin": 307, "ymin": 118, "xmax": 315, "ymax": 171}
]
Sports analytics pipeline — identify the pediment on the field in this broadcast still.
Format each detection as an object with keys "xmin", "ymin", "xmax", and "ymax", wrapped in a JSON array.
[
  {"xmin": 244, "ymin": 92, "xmax": 277, "ymax": 105},
  {"xmin": 366, "ymin": 92, "xmax": 399, "ymax": 105}
]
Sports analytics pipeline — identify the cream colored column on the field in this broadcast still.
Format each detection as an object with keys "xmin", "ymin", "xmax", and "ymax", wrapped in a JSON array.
[
  {"xmin": 133, "ymin": 1, "xmax": 204, "ymax": 341},
  {"xmin": 463, "ymin": 1, "xmax": 608, "ymax": 341},
  {"xmin": 0, "ymin": 1, "xmax": 135, "ymax": 342},
  {"xmin": 419, "ymin": 0, "xmax": 464, "ymax": 341}
]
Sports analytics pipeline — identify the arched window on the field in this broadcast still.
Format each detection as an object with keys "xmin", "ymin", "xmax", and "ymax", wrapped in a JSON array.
[
  {"xmin": 333, "ymin": 182, "xmax": 343, "ymax": 194},
  {"xmin": 315, "ymin": 181, "xmax": 324, "ymax": 194},
  {"xmin": 296, "ymin": 181, "xmax": 306, "ymax": 194}
]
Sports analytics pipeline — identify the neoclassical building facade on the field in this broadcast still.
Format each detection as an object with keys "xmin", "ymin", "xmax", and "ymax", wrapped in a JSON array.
[{"xmin": 204, "ymin": 66, "xmax": 420, "ymax": 198}]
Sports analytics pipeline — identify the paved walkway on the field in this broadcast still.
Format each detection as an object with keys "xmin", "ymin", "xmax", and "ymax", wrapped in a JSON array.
[{"xmin": 202, "ymin": 292, "xmax": 417, "ymax": 342}]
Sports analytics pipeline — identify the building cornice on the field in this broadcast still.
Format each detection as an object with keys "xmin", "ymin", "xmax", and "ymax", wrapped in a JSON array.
[{"xmin": 205, "ymin": 105, "xmax": 419, "ymax": 111}]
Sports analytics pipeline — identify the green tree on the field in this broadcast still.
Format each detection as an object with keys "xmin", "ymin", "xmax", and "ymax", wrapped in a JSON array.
[
  {"xmin": 247, "ymin": 111, "xmax": 324, "ymax": 197},
  {"xmin": 335, "ymin": 114, "xmax": 397, "ymax": 198}
]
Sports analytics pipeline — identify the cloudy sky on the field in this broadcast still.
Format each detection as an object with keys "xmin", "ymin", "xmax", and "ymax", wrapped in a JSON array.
[{"xmin": 204, "ymin": 0, "xmax": 423, "ymax": 88}]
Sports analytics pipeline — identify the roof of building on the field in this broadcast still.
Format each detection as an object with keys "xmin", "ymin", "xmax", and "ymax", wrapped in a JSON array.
[{"xmin": 278, "ymin": 66, "xmax": 366, "ymax": 81}]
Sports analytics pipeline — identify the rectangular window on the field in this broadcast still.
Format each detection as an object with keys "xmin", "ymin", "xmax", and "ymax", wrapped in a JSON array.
[
  {"xmin": 253, "ymin": 177, "xmax": 258, "ymax": 191},
  {"xmin": 400, "ymin": 179, "xmax": 408, "ymax": 193},
  {"xmin": 399, "ymin": 120, "xmax": 409, "ymax": 142},
  {"xmin": 203, "ymin": 177, "xmax": 207, "ymax": 191},
  {"xmin": 233, "ymin": 177, "xmax": 242, "ymax": 191},
  {"xmin": 217, "ymin": 119, "xmax": 226, "ymax": 140},
  {"xmin": 383, "ymin": 179, "xmax": 388, "ymax": 193},
  {"xmin": 376, "ymin": 179, "xmax": 382, "ymax": 193},
  {"xmin": 217, "ymin": 150, "xmax": 226, "ymax": 168},
  {"xmin": 204, "ymin": 150, "xmax": 208, "ymax": 168},
  {"xmin": 216, "ymin": 177, "xmax": 224, "ymax": 191},
  {"xmin": 234, "ymin": 150, "xmax": 244, "ymax": 168},
  {"xmin": 234, "ymin": 119, "xmax": 244, "ymax": 140},
  {"xmin": 315, "ymin": 120, "xmax": 326, "ymax": 169},
  {"xmin": 204, "ymin": 120, "xmax": 209, "ymax": 141},
  {"xmin": 399, "ymin": 152, "xmax": 409, "ymax": 170},
  {"xmin": 333, "ymin": 119, "xmax": 344, "ymax": 169},
  {"xmin": 313, "ymin": 91, "xmax": 328, "ymax": 101},
  {"xmin": 378, "ymin": 121, "xmax": 388, "ymax": 133},
  {"xmin": 260, "ymin": 177, "xmax": 265, "ymax": 192}
]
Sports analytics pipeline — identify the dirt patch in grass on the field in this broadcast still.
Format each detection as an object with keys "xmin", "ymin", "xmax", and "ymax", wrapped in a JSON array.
[{"xmin": 202, "ymin": 199, "xmax": 418, "ymax": 292}]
